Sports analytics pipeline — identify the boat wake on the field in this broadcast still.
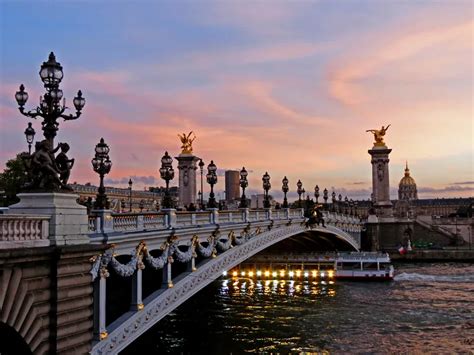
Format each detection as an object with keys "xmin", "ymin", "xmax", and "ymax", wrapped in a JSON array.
[{"xmin": 394, "ymin": 272, "xmax": 474, "ymax": 282}]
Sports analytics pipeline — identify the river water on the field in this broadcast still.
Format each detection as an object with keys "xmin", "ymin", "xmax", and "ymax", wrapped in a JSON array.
[{"xmin": 123, "ymin": 263, "xmax": 474, "ymax": 354}]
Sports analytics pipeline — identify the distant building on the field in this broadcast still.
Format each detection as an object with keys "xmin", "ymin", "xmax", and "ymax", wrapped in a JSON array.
[
  {"xmin": 225, "ymin": 170, "xmax": 240, "ymax": 202},
  {"xmin": 250, "ymin": 194, "xmax": 274, "ymax": 209},
  {"xmin": 71, "ymin": 183, "xmax": 178, "ymax": 212},
  {"xmin": 398, "ymin": 162, "xmax": 418, "ymax": 201}
]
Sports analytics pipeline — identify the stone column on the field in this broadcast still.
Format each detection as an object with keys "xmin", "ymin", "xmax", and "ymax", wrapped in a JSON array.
[
  {"xmin": 368, "ymin": 146, "xmax": 393, "ymax": 218},
  {"xmin": 175, "ymin": 154, "xmax": 200, "ymax": 209}
]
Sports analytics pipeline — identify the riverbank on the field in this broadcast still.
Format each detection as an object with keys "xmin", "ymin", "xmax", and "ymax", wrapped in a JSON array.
[{"xmin": 390, "ymin": 249, "xmax": 474, "ymax": 262}]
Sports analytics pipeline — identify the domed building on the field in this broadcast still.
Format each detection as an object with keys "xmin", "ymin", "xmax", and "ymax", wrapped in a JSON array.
[{"xmin": 398, "ymin": 162, "xmax": 418, "ymax": 201}]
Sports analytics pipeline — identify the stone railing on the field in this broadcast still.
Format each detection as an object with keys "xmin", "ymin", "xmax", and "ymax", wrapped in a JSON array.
[
  {"xmin": 89, "ymin": 208, "xmax": 305, "ymax": 234},
  {"xmin": 0, "ymin": 215, "xmax": 50, "ymax": 248}
]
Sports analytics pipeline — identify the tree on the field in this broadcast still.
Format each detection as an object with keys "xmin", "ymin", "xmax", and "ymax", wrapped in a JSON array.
[{"xmin": 0, "ymin": 153, "xmax": 29, "ymax": 206}]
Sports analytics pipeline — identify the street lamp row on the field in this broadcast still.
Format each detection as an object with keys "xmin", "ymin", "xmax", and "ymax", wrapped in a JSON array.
[{"xmin": 85, "ymin": 140, "xmax": 359, "ymax": 215}]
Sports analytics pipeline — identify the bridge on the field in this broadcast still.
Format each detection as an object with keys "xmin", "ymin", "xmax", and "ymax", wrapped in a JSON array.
[{"xmin": 0, "ymin": 205, "xmax": 361, "ymax": 354}]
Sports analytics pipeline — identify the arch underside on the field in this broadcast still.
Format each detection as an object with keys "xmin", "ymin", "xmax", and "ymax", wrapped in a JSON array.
[
  {"xmin": 92, "ymin": 224, "xmax": 358, "ymax": 354},
  {"xmin": 0, "ymin": 268, "xmax": 46, "ymax": 354},
  {"xmin": 267, "ymin": 229, "xmax": 358, "ymax": 252}
]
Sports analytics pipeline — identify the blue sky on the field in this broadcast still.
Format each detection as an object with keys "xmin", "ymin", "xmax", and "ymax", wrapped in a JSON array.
[{"xmin": 1, "ymin": 0, "xmax": 473, "ymax": 199}]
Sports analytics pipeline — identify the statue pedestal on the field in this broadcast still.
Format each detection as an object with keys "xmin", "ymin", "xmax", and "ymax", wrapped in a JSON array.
[
  {"xmin": 368, "ymin": 146, "xmax": 393, "ymax": 217},
  {"xmin": 8, "ymin": 193, "xmax": 90, "ymax": 246},
  {"xmin": 175, "ymin": 154, "xmax": 200, "ymax": 209}
]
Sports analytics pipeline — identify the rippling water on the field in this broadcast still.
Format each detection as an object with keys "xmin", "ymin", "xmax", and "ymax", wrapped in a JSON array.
[{"xmin": 123, "ymin": 263, "xmax": 474, "ymax": 354}]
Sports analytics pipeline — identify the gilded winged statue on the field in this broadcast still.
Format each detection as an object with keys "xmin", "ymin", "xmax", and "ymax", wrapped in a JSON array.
[
  {"xmin": 366, "ymin": 124, "xmax": 390, "ymax": 146},
  {"xmin": 178, "ymin": 131, "xmax": 196, "ymax": 154}
]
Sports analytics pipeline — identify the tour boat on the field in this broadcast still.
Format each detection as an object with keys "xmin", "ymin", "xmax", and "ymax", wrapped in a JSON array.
[
  {"xmin": 333, "ymin": 252, "xmax": 394, "ymax": 280},
  {"xmin": 227, "ymin": 252, "xmax": 394, "ymax": 281}
]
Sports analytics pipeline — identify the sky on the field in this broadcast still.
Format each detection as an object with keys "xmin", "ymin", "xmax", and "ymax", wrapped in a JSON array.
[{"xmin": 0, "ymin": 0, "xmax": 473, "ymax": 200}]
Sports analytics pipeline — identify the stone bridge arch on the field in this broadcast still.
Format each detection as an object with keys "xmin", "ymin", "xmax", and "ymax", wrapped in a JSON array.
[
  {"xmin": 93, "ymin": 223, "xmax": 358, "ymax": 354},
  {"xmin": 0, "ymin": 245, "xmax": 104, "ymax": 354}
]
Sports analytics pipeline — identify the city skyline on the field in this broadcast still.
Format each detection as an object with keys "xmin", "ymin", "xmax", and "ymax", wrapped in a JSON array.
[{"xmin": 1, "ymin": 1, "xmax": 472, "ymax": 199}]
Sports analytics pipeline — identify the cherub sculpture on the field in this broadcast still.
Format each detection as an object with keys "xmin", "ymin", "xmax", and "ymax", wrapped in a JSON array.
[{"xmin": 55, "ymin": 142, "xmax": 75, "ymax": 186}]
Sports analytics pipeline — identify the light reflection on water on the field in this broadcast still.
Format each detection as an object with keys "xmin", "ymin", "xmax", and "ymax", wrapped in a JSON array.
[
  {"xmin": 122, "ymin": 263, "xmax": 474, "ymax": 354},
  {"xmin": 222, "ymin": 278, "xmax": 337, "ymax": 299}
]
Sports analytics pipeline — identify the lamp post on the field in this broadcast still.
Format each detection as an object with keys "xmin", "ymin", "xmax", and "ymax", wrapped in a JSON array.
[
  {"xmin": 332, "ymin": 190, "xmax": 336, "ymax": 212},
  {"xmin": 24, "ymin": 122, "xmax": 35, "ymax": 155},
  {"xmin": 338, "ymin": 194, "xmax": 342, "ymax": 213},
  {"xmin": 344, "ymin": 196, "xmax": 349, "ymax": 214},
  {"xmin": 206, "ymin": 160, "xmax": 218, "ymax": 209},
  {"xmin": 323, "ymin": 188, "xmax": 328, "ymax": 209},
  {"xmin": 297, "ymin": 180, "xmax": 303, "ymax": 207},
  {"xmin": 159, "ymin": 151, "xmax": 175, "ymax": 209},
  {"xmin": 199, "ymin": 159, "xmax": 205, "ymax": 209},
  {"xmin": 349, "ymin": 199, "xmax": 354, "ymax": 215},
  {"xmin": 91, "ymin": 138, "xmax": 112, "ymax": 210},
  {"xmin": 128, "ymin": 178, "xmax": 133, "ymax": 212},
  {"xmin": 262, "ymin": 172, "xmax": 271, "ymax": 208},
  {"xmin": 314, "ymin": 185, "xmax": 320, "ymax": 204},
  {"xmin": 15, "ymin": 52, "xmax": 85, "ymax": 149},
  {"xmin": 282, "ymin": 176, "xmax": 289, "ymax": 208},
  {"xmin": 239, "ymin": 167, "xmax": 248, "ymax": 208}
]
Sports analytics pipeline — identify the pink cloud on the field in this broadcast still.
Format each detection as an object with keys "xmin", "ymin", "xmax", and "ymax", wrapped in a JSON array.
[{"xmin": 327, "ymin": 20, "xmax": 473, "ymax": 108}]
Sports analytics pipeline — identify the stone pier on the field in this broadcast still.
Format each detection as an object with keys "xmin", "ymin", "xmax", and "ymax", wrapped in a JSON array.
[{"xmin": 175, "ymin": 154, "xmax": 200, "ymax": 208}]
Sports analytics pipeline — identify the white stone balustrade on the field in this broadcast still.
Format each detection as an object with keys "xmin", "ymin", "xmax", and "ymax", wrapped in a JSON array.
[
  {"xmin": 86, "ymin": 208, "xmax": 361, "ymax": 236},
  {"xmin": 0, "ymin": 215, "xmax": 50, "ymax": 248}
]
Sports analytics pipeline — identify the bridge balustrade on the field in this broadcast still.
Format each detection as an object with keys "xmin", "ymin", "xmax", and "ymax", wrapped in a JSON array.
[
  {"xmin": 0, "ymin": 215, "xmax": 50, "ymax": 248},
  {"xmin": 89, "ymin": 208, "xmax": 295, "ymax": 235},
  {"xmin": 112, "ymin": 214, "xmax": 145, "ymax": 231},
  {"xmin": 143, "ymin": 213, "xmax": 166, "ymax": 229}
]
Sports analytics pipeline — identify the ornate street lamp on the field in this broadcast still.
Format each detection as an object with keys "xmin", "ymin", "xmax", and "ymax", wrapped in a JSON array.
[
  {"xmin": 344, "ymin": 196, "xmax": 349, "ymax": 214},
  {"xmin": 91, "ymin": 138, "xmax": 112, "ymax": 210},
  {"xmin": 15, "ymin": 52, "xmax": 85, "ymax": 149},
  {"xmin": 323, "ymin": 188, "xmax": 328, "ymax": 208},
  {"xmin": 281, "ymin": 176, "xmax": 289, "ymax": 208},
  {"xmin": 206, "ymin": 160, "xmax": 218, "ymax": 208},
  {"xmin": 332, "ymin": 190, "xmax": 336, "ymax": 212},
  {"xmin": 159, "ymin": 151, "xmax": 175, "ymax": 209},
  {"xmin": 24, "ymin": 122, "xmax": 36, "ymax": 155},
  {"xmin": 128, "ymin": 178, "xmax": 133, "ymax": 212},
  {"xmin": 239, "ymin": 167, "xmax": 248, "ymax": 208},
  {"xmin": 297, "ymin": 180, "xmax": 303, "ymax": 207},
  {"xmin": 314, "ymin": 185, "xmax": 320, "ymax": 204},
  {"xmin": 198, "ymin": 159, "xmax": 205, "ymax": 209},
  {"xmin": 262, "ymin": 172, "xmax": 271, "ymax": 208},
  {"xmin": 350, "ymin": 199, "xmax": 354, "ymax": 216}
]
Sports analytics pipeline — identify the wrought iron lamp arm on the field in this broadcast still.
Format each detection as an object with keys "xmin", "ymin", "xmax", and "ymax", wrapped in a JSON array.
[
  {"xmin": 18, "ymin": 107, "xmax": 42, "ymax": 119},
  {"xmin": 60, "ymin": 111, "xmax": 82, "ymax": 121}
]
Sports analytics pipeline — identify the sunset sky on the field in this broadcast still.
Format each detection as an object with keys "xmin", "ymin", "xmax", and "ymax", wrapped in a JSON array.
[{"xmin": 1, "ymin": 0, "xmax": 472, "ymax": 200}]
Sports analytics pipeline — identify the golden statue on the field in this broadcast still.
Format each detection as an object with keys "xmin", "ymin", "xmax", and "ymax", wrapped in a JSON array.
[
  {"xmin": 178, "ymin": 131, "xmax": 196, "ymax": 154},
  {"xmin": 366, "ymin": 124, "xmax": 390, "ymax": 147}
]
